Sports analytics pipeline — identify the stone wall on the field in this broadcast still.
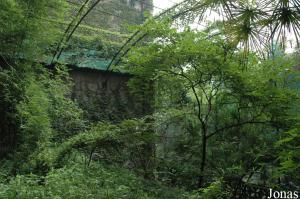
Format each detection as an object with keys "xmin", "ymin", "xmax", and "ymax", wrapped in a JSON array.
[{"xmin": 69, "ymin": 67, "xmax": 145, "ymax": 122}]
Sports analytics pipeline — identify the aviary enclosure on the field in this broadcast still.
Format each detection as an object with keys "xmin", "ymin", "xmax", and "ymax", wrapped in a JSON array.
[{"xmin": 0, "ymin": 0, "xmax": 299, "ymax": 198}]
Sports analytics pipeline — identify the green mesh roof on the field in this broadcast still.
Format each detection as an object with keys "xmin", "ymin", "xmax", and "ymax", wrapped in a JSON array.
[
  {"xmin": 59, "ymin": 50, "xmax": 111, "ymax": 70},
  {"xmin": 60, "ymin": 49, "xmax": 112, "ymax": 70},
  {"xmin": 45, "ymin": 49, "xmax": 112, "ymax": 70}
]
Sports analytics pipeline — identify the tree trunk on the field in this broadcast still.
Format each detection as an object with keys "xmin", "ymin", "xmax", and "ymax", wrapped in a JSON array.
[{"xmin": 198, "ymin": 127, "xmax": 207, "ymax": 188}]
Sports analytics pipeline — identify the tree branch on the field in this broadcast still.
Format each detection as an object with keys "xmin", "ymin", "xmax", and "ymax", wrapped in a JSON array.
[{"xmin": 206, "ymin": 120, "xmax": 269, "ymax": 139}]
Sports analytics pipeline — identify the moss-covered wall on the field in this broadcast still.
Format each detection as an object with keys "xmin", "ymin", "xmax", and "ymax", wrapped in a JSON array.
[{"xmin": 70, "ymin": 68, "xmax": 148, "ymax": 122}]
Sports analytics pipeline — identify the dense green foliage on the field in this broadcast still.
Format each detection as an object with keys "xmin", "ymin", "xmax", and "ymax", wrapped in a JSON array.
[
  {"xmin": 0, "ymin": 158, "xmax": 190, "ymax": 199},
  {"xmin": 0, "ymin": 0, "xmax": 299, "ymax": 198},
  {"xmin": 0, "ymin": 0, "xmax": 66, "ymax": 58},
  {"xmin": 123, "ymin": 19, "xmax": 300, "ymax": 190}
]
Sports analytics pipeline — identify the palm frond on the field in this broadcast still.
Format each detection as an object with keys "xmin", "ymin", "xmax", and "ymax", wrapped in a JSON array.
[
  {"xmin": 268, "ymin": 0, "xmax": 300, "ymax": 50},
  {"xmin": 224, "ymin": 1, "xmax": 270, "ymax": 55}
]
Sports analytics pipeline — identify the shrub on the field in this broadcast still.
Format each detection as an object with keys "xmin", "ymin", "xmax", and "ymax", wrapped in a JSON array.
[{"xmin": 0, "ymin": 159, "xmax": 190, "ymax": 199}]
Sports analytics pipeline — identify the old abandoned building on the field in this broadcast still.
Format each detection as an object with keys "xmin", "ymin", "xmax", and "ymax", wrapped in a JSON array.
[{"xmin": 64, "ymin": 0, "xmax": 153, "ymax": 121}]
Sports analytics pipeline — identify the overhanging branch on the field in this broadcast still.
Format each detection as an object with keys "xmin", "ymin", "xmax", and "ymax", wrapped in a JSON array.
[{"xmin": 206, "ymin": 120, "xmax": 269, "ymax": 139}]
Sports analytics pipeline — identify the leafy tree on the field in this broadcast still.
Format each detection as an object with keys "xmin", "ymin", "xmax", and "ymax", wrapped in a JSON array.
[
  {"xmin": 0, "ymin": 65, "xmax": 86, "ymax": 174},
  {"xmin": 125, "ymin": 20, "xmax": 299, "ymax": 188},
  {"xmin": 0, "ymin": 0, "xmax": 67, "ymax": 60},
  {"xmin": 0, "ymin": 0, "xmax": 68, "ymax": 159}
]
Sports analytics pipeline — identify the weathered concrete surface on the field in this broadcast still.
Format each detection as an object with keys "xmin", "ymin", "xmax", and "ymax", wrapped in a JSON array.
[{"xmin": 69, "ymin": 68, "xmax": 144, "ymax": 122}]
